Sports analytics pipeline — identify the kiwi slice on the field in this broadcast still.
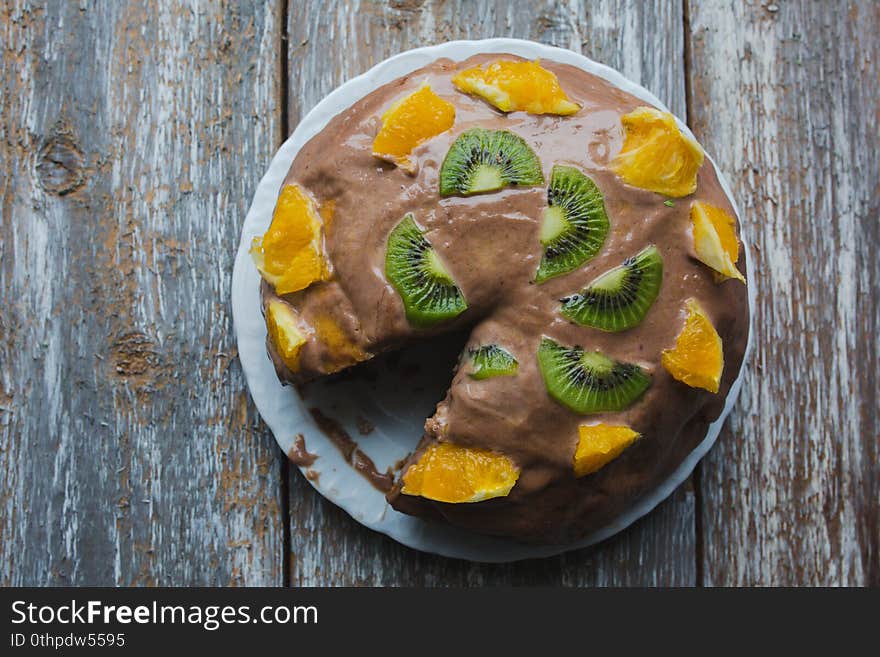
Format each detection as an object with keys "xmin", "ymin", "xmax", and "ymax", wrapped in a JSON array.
[
  {"xmin": 468, "ymin": 345, "xmax": 518, "ymax": 380},
  {"xmin": 535, "ymin": 165, "xmax": 610, "ymax": 283},
  {"xmin": 439, "ymin": 128, "xmax": 544, "ymax": 196},
  {"xmin": 537, "ymin": 337, "xmax": 650, "ymax": 414},
  {"xmin": 560, "ymin": 245, "xmax": 663, "ymax": 331},
  {"xmin": 385, "ymin": 214, "xmax": 467, "ymax": 328}
]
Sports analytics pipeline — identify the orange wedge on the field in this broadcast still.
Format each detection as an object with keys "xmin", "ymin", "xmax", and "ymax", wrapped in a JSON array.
[
  {"xmin": 452, "ymin": 59, "xmax": 580, "ymax": 115},
  {"xmin": 372, "ymin": 84, "xmax": 455, "ymax": 172},
  {"xmin": 266, "ymin": 300, "xmax": 308, "ymax": 372},
  {"xmin": 574, "ymin": 424, "xmax": 641, "ymax": 477},
  {"xmin": 690, "ymin": 201, "xmax": 746, "ymax": 283},
  {"xmin": 611, "ymin": 106, "xmax": 704, "ymax": 197},
  {"xmin": 311, "ymin": 313, "xmax": 367, "ymax": 373},
  {"xmin": 662, "ymin": 299, "xmax": 724, "ymax": 393},
  {"xmin": 250, "ymin": 184, "xmax": 328, "ymax": 295},
  {"xmin": 401, "ymin": 443, "xmax": 519, "ymax": 503}
]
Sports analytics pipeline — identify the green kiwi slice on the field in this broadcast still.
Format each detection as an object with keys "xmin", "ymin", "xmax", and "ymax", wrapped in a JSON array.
[
  {"xmin": 560, "ymin": 245, "xmax": 663, "ymax": 331},
  {"xmin": 535, "ymin": 165, "xmax": 610, "ymax": 283},
  {"xmin": 385, "ymin": 214, "xmax": 467, "ymax": 328},
  {"xmin": 439, "ymin": 128, "xmax": 544, "ymax": 196},
  {"xmin": 467, "ymin": 345, "xmax": 518, "ymax": 380},
  {"xmin": 537, "ymin": 337, "xmax": 650, "ymax": 414}
]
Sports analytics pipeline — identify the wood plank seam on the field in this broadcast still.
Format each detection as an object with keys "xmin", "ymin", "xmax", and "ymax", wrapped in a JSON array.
[
  {"xmin": 280, "ymin": 0, "xmax": 293, "ymax": 589},
  {"xmin": 680, "ymin": 0, "xmax": 705, "ymax": 589}
]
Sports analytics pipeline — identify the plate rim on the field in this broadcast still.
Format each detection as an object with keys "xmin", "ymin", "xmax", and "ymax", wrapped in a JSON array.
[{"xmin": 231, "ymin": 37, "xmax": 755, "ymax": 562}]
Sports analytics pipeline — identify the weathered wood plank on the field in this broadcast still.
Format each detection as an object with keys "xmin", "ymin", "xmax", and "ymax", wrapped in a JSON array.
[
  {"xmin": 688, "ymin": 0, "xmax": 879, "ymax": 585},
  {"xmin": 0, "ymin": 0, "xmax": 285, "ymax": 585},
  {"xmin": 286, "ymin": 0, "xmax": 697, "ymax": 586}
]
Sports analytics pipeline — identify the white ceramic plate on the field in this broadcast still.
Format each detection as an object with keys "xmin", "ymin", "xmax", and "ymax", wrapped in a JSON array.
[{"xmin": 231, "ymin": 38, "xmax": 755, "ymax": 562}]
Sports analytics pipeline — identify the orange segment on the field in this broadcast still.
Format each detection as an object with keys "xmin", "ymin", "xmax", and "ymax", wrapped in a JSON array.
[
  {"xmin": 250, "ymin": 184, "xmax": 328, "ymax": 295},
  {"xmin": 312, "ymin": 314, "xmax": 368, "ymax": 373},
  {"xmin": 661, "ymin": 299, "xmax": 724, "ymax": 393},
  {"xmin": 266, "ymin": 300, "xmax": 308, "ymax": 372},
  {"xmin": 372, "ymin": 84, "xmax": 455, "ymax": 172},
  {"xmin": 452, "ymin": 59, "xmax": 580, "ymax": 115},
  {"xmin": 574, "ymin": 424, "xmax": 641, "ymax": 477},
  {"xmin": 611, "ymin": 106, "xmax": 704, "ymax": 197},
  {"xmin": 401, "ymin": 443, "xmax": 520, "ymax": 503},
  {"xmin": 690, "ymin": 201, "xmax": 746, "ymax": 283}
]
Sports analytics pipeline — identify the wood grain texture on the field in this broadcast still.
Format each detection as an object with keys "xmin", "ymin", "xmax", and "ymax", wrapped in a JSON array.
[
  {"xmin": 285, "ymin": 0, "xmax": 698, "ymax": 586},
  {"xmin": 687, "ymin": 0, "xmax": 879, "ymax": 586},
  {"xmin": 0, "ymin": 0, "xmax": 285, "ymax": 585}
]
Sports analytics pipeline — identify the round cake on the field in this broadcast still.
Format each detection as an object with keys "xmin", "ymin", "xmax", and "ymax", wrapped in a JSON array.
[{"xmin": 250, "ymin": 54, "xmax": 749, "ymax": 544}]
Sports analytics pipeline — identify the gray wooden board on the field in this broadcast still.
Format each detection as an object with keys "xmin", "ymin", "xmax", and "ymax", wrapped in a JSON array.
[
  {"xmin": 0, "ymin": 0, "xmax": 285, "ymax": 585},
  {"xmin": 1, "ymin": 0, "xmax": 876, "ymax": 587},
  {"xmin": 688, "ymin": 0, "xmax": 878, "ymax": 586}
]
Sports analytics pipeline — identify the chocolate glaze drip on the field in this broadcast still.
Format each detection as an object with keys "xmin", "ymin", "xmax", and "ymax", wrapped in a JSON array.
[
  {"xmin": 262, "ymin": 54, "xmax": 750, "ymax": 543},
  {"xmin": 287, "ymin": 433, "xmax": 318, "ymax": 467},
  {"xmin": 308, "ymin": 408, "xmax": 394, "ymax": 494}
]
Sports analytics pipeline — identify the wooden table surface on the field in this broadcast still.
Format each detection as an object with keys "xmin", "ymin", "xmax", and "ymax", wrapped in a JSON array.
[{"xmin": 1, "ymin": 0, "xmax": 877, "ymax": 587}]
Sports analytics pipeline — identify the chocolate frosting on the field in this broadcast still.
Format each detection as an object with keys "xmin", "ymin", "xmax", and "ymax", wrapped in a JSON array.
[
  {"xmin": 287, "ymin": 433, "xmax": 318, "ymax": 467},
  {"xmin": 261, "ymin": 54, "xmax": 749, "ymax": 544}
]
